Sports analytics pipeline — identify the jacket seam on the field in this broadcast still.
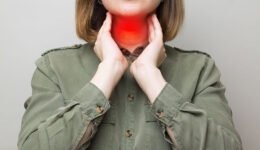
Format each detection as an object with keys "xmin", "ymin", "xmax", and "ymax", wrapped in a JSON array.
[
  {"xmin": 173, "ymin": 46, "xmax": 212, "ymax": 58},
  {"xmin": 41, "ymin": 44, "xmax": 83, "ymax": 56}
]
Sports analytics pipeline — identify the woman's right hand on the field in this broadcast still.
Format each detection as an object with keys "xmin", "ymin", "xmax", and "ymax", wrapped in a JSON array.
[
  {"xmin": 91, "ymin": 12, "xmax": 128, "ymax": 99},
  {"xmin": 93, "ymin": 12, "xmax": 128, "ymax": 72}
]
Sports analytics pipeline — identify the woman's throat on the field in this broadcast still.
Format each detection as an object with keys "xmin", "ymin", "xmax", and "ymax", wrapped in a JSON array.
[{"xmin": 111, "ymin": 16, "xmax": 148, "ymax": 53}]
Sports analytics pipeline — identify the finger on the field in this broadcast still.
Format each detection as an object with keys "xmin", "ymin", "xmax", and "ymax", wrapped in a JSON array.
[
  {"xmin": 103, "ymin": 12, "xmax": 112, "ymax": 34},
  {"xmin": 151, "ymin": 14, "xmax": 163, "ymax": 39},
  {"xmin": 99, "ymin": 12, "xmax": 110, "ymax": 36},
  {"xmin": 147, "ymin": 16, "xmax": 153, "ymax": 42},
  {"xmin": 148, "ymin": 15, "xmax": 155, "ymax": 42},
  {"xmin": 101, "ymin": 12, "xmax": 109, "ymax": 30}
]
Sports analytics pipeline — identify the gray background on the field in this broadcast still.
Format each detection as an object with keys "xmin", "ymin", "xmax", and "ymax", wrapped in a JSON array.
[{"xmin": 0, "ymin": 0, "xmax": 259, "ymax": 149}]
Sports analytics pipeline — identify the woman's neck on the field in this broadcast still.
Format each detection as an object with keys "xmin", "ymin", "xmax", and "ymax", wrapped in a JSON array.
[{"xmin": 111, "ymin": 14, "xmax": 149, "ymax": 53}]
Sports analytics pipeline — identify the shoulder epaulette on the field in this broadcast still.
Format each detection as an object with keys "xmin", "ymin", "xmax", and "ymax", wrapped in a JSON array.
[
  {"xmin": 174, "ymin": 46, "xmax": 212, "ymax": 58},
  {"xmin": 41, "ymin": 44, "xmax": 83, "ymax": 56}
]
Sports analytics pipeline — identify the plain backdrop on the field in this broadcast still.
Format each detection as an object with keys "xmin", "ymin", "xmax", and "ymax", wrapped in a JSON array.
[{"xmin": 0, "ymin": 0, "xmax": 259, "ymax": 149}]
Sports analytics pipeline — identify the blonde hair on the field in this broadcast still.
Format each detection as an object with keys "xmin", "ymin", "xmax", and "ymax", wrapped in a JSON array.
[{"xmin": 75, "ymin": 0, "xmax": 185, "ymax": 44}]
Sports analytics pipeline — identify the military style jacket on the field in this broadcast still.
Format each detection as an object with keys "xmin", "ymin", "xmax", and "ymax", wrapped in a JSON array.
[{"xmin": 17, "ymin": 42, "xmax": 243, "ymax": 150}]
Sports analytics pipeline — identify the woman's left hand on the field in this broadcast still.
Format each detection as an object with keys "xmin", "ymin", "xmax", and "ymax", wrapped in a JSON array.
[{"xmin": 129, "ymin": 13, "xmax": 167, "ymax": 103}]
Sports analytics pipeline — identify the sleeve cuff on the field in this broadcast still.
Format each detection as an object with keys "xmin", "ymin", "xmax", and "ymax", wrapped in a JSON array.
[
  {"xmin": 149, "ymin": 82, "xmax": 183, "ymax": 126},
  {"xmin": 72, "ymin": 81, "xmax": 111, "ymax": 122}
]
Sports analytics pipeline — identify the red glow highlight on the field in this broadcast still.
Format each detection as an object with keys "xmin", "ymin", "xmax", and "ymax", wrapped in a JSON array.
[{"xmin": 111, "ymin": 15, "xmax": 148, "ymax": 49}]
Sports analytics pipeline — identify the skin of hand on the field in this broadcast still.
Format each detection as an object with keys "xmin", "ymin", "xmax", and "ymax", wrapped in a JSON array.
[
  {"xmin": 90, "ymin": 12, "xmax": 128, "ymax": 99},
  {"xmin": 93, "ymin": 12, "xmax": 128, "ymax": 69},
  {"xmin": 129, "ymin": 13, "xmax": 167, "ymax": 104}
]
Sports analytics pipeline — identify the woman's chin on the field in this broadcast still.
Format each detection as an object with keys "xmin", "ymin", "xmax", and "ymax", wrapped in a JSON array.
[
  {"xmin": 112, "ymin": 9, "xmax": 148, "ymax": 18},
  {"xmin": 110, "ymin": 4, "xmax": 149, "ymax": 17}
]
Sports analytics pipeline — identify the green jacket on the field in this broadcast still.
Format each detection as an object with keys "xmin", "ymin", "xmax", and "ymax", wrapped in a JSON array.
[{"xmin": 17, "ymin": 42, "xmax": 243, "ymax": 150}]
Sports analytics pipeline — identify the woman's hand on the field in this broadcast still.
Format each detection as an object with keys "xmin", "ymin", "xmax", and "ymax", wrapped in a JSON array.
[
  {"xmin": 91, "ymin": 12, "xmax": 128, "ymax": 99},
  {"xmin": 129, "ymin": 13, "xmax": 167, "ymax": 103},
  {"xmin": 94, "ymin": 12, "xmax": 128, "ymax": 72},
  {"xmin": 129, "ymin": 13, "xmax": 167, "ymax": 76}
]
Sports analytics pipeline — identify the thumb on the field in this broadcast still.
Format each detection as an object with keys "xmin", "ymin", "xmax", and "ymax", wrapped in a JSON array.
[{"xmin": 103, "ymin": 12, "xmax": 112, "ymax": 33}]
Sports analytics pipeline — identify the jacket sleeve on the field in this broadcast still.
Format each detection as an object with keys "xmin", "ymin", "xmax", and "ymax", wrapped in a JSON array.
[
  {"xmin": 149, "ymin": 56, "xmax": 243, "ymax": 150},
  {"xmin": 17, "ymin": 54, "xmax": 110, "ymax": 150}
]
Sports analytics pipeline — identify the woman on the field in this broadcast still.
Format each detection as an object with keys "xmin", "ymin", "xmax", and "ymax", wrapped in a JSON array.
[{"xmin": 18, "ymin": 0, "xmax": 243, "ymax": 150}]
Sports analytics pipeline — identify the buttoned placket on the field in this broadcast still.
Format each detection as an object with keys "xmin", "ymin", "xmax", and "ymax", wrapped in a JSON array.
[
  {"xmin": 120, "ymin": 47, "xmax": 144, "ymax": 150},
  {"xmin": 123, "ymin": 57, "xmax": 137, "ymax": 150}
]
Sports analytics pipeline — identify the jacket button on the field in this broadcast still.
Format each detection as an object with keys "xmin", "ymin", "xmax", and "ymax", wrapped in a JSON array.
[
  {"xmin": 125, "ymin": 130, "xmax": 132, "ymax": 137},
  {"xmin": 127, "ymin": 94, "xmax": 134, "ymax": 101},
  {"xmin": 96, "ymin": 105, "xmax": 104, "ymax": 113},
  {"xmin": 156, "ymin": 111, "xmax": 164, "ymax": 118}
]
